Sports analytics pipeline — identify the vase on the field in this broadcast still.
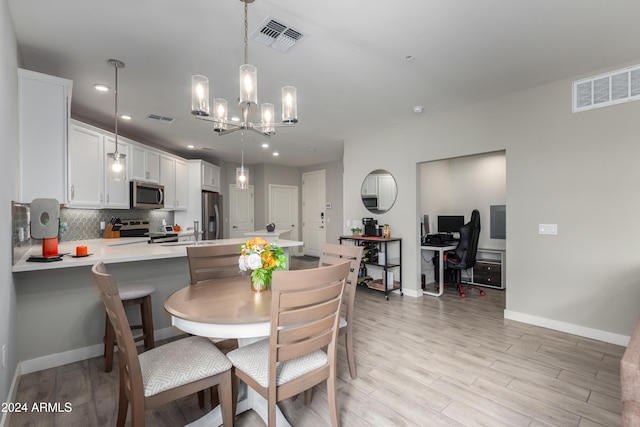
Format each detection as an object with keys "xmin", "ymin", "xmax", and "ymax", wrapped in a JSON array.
[{"xmin": 251, "ymin": 275, "xmax": 271, "ymax": 292}]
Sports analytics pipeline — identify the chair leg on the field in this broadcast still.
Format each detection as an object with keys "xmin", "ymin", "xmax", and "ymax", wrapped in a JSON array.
[
  {"xmin": 456, "ymin": 270, "xmax": 466, "ymax": 298},
  {"xmin": 218, "ymin": 371, "xmax": 234, "ymax": 427},
  {"xmin": 345, "ymin": 333, "xmax": 357, "ymax": 379},
  {"xmin": 304, "ymin": 388, "xmax": 314, "ymax": 405},
  {"xmin": 140, "ymin": 295, "xmax": 155, "ymax": 350},
  {"xmin": 116, "ymin": 374, "xmax": 128, "ymax": 427},
  {"xmin": 104, "ymin": 314, "xmax": 115, "ymax": 372},
  {"xmin": 327, "ymin": 373, "xmax": 340, "ymax": 427}
]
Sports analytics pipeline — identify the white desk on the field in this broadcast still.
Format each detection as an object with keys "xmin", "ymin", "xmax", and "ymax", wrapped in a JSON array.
[
  {"xmin": 165, "ymin": 276, "xmax": 291, "ymax": 427},
  {"xmin": 421, "ymin": 244, "xmax": 456, "ymax": 297}
]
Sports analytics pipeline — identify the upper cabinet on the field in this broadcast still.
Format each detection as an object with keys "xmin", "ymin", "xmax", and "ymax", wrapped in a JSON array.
[
  {"xmin": 131, "ymin": 145, "xmax": 160, "ymax": 183},
  {"xmin": 67, "ymin": 120, "xmax": 130, "ymax": 209},
  {"xmin": 160, "ymin": 154, "xmax": 188, "ymax": 210},
  {"xmin": 201, "ymin": 161, "xmax": 221, "ymax": 192},
  {"xmin": 18, "ymin": 69, "xmax": 72, "ymax": 204}
]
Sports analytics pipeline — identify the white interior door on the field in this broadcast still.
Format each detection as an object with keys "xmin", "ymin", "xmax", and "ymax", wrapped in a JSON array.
[
  {"xmin": 302, "ymin": 170, "xmax": 326, "ymax": 257},
  {"xmin": 269, "ymin": 184, "xmax": 299, "ymax": 250},
  {"xmin": 229, "ymin": 184, "xmax": 254, "ymax": 238}
]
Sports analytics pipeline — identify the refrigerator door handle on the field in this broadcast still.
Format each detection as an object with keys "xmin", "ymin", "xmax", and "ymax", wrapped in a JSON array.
[{"xmin": 214, "ymin": 204, "xmax": 220, "ymax": 239}]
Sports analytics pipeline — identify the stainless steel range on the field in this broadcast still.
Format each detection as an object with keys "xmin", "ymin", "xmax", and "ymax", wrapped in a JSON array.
[{"xmin": 119, "ymin": 219, "xmax": 179, "ymax": 243}]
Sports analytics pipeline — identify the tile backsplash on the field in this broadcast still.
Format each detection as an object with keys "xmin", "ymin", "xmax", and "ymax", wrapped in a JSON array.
[{"xmin": 11, "ymin": 201, "xmax": 174, "ymax": 264}]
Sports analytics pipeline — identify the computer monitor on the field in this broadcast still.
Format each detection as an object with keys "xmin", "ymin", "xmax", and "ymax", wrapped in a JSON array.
[{"xmin": 437, "ymin": 215, "xmax": 465, "ymax": 233}]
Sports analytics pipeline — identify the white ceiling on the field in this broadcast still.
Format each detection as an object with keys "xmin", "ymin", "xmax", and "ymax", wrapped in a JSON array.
[{"xmin": 9, "ymin": 0, "xmax": 640, "ymax": 167}]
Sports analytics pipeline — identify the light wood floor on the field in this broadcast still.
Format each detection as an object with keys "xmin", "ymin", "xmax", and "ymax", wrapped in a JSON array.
[{"xmin": 8, "ymin": 257, "xmax": 624, "ymax": 426}]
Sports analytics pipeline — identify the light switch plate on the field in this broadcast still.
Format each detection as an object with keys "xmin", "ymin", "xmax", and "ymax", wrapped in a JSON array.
[{"xmin": 539, "ymin": 224, "xmax": 558, "ymax": 235}]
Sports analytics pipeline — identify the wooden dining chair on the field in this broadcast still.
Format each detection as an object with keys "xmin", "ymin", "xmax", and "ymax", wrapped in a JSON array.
[
  {"xmin": 187, "ymin": 244, "xmax": 241, "ymax": 407},
  {"xmin": 319, "ymin": 242, "xmax": 364, "ymax": 379},
  {"xmin": 91, "ymin": 262, "xmax": 234, "ymax": 427},
  {"xmin": 227, "ymin": 261, "xmax": 351, "ymax": 427}
]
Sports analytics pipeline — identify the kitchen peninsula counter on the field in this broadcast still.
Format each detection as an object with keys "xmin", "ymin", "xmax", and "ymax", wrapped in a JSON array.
[
  {"xmin": 12, "ymin": 238, "xmax": 303, "ymax": 369},
  {"xmin": 12, "ymin": 237, "xmax": 303, "ymax": 273}
]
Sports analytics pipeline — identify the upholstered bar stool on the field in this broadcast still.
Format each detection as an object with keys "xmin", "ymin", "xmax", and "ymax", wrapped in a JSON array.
[{"xmin": 103, "ymin": 282, "xmax": 156, "ymax": 372}]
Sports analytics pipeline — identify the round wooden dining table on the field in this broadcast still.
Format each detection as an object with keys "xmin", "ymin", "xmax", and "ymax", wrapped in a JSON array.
[{"xmin": 164, "ymin": 274, "xmax": 291, "ymax": 427}]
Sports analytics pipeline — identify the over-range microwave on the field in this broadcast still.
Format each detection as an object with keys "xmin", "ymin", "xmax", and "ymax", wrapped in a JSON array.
[{"xmin": 130, "ymin": 181, "xmax": 164, "ymax": 209}]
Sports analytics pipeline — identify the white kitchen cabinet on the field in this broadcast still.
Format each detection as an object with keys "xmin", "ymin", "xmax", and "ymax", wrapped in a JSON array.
[
  {"xmin": 361, "ymin": 175, "xmax": 378, "ymax": 196},
  {"xmin": 175, "ymin": 158, "xmax": 188, "ymax": 210},
  {"xmin": 201, "ymin": 161, "xmax": 221, "ymax": 192},
  {"xmin": 68, "ymin": 123, "xmax": 103, "ymax": 207},
  {"xmin": 131, "ymin": 145, "xmax": 160, "ymax": 183},
  {"xmin": 68, "ymin": 120, "xmax": 130, "ymax": 209},
  {"xmin": 18, "ymin": 69, "xmax": 72, "ymax": 204},
  {"xmin": 160, "ymin": 154, "xmax": 188, "ymax": 210},
  {"xmin": 103, "ymin": 136, "xmax": 131, "ymax": 208}
]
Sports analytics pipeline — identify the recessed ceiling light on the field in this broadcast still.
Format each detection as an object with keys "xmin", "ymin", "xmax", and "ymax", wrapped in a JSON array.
[
  {"xmin": 272, "ymin": 152, "xmax": 279, "ymax": 157},
  {"xmin": 94, "ymin": 84, "xmax": 109, "ymax": 92},
  {"xmin": 120, "ymin": 114, "xmax": 132, "ymax": 120},
  {"xmin": 261, "ymin": 143, "xmax": 269, "ymax": 148},
  {"xmin": 413, "ymin": 106, "xmax": 424, "ymax": 114},
  {"xmin": 187, "ymin": 144, "xmax": 195, "ymax": 149}
]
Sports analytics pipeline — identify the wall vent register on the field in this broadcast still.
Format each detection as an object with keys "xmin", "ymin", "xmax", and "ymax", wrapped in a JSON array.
[{"xmin": 573, "ymin": 64, "xmax": 640, "ymax": 112}]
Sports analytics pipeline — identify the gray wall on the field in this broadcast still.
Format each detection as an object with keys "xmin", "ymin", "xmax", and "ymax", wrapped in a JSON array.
[
  {"xmin": 1, "ymin": 0, "xmax": 19, "ymax": 404},
  {"xmin": 344, "ymin": 59, "xmax": 640, "ymax": 344}
]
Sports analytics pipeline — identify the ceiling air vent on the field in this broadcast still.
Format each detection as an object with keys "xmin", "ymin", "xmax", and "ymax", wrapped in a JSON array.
[
  {"xmin": 252, "ymin": 17, "xmax": 306, "ymax": 52},
  {"xmin": 147, "ymin": 114, "xmax": 175, "ymax": 124},
  {"xmin": 573, "ymin": 64, "xmax": 640, "ymax": 112}
]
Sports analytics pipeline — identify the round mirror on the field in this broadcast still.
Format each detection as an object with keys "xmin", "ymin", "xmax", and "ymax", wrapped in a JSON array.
[{"xmin": 361, "ymin": 169, "xmax": 397, "ymax": 214}]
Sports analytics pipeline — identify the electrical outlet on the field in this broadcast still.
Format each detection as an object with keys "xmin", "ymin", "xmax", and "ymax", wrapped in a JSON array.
[
  {"xmin": 2, "ymin": 344, "xmax": 6, "ymax": 369},
  {"xmin": 100, "ymin": 221, "xmax": 106, "ymax": 230},
  {"xmin": 539, "ymin": 224, "xmax": 558, "ymax": 235}
]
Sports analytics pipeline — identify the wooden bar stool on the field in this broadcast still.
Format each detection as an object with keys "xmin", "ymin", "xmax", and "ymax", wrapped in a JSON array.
[{"xmin": 103, "ymin": 282, "xmax": 156, "ymax": 372}]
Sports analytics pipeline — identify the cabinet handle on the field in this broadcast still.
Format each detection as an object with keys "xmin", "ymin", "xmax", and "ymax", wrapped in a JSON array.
[
  {"xmin": 145, "ymin": 171, "xmax": 150, "ymax": 179},
  {"xmin": 106, "ymin": 194, "xmax": 110, "ymax": 204},
  {"xmin": 70, "ymin": 185, "xmax": 75, "ymax": 200}
]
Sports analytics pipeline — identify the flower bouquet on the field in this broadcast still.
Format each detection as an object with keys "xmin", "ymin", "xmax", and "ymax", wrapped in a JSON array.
[{"xmin": 238, "ymin": 237, "xmax": 287, "ymax": 291}]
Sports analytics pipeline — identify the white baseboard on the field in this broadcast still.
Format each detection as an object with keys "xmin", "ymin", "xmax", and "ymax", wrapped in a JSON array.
[
  {"xmin": 19, "ymin": 326, "xmax": 182, "ymax": 375},
  {"xmin": 0, "ymin": 363, "xmax": 22, "ymax": 427},
  {"xmin": 504, "ymin": 309, "xmax": 630, "ymax": 347}
]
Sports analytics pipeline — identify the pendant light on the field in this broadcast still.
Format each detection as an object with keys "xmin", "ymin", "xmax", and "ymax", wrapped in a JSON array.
[
  {"xmin": 236, "ymin": 131, "xmax": 249, "ymax": 189},
  {"xmin": 106, "ymin": 59, "xmax": 126, "ymax": 181}
]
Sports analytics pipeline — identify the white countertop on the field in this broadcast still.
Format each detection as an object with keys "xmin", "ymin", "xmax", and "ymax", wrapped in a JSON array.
[{"xmin": 12, "ymin": 237, "xmax": 303, "ymax": 273}]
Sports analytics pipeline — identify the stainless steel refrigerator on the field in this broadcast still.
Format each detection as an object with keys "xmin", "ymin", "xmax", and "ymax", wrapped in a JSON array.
[{"xmin": 202, "ymin": 191, "xmax": 223, "ymax": 240}]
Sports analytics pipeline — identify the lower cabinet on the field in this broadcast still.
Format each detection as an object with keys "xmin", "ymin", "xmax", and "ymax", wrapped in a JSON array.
[{"xmin": 467, "ymin": 249, "xmax": 505, "ymax": 289}]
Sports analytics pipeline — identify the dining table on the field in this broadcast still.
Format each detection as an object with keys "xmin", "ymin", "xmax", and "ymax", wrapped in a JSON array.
[{"xmin": 164, "ymin": 274, "xmax": 291, "ymax": 427}]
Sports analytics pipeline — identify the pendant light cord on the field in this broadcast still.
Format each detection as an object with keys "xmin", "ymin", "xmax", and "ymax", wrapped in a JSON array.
[
  {"xmin": 244, "ymin": 1, "xmax": 249, "ymax": 65},
  {"xmin": 114, "ymin": 62, "xmax": 119, "ymax": 153}
]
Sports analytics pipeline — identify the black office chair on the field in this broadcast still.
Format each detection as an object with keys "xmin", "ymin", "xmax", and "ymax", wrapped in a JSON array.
[{"xmin": 444, "ymin": 209, "xmax": 483, "ymax": 298}]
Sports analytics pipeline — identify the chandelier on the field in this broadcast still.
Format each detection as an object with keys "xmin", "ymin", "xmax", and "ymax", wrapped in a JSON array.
[{"xmin": 190, "ymin": 0, "xmax": 298, "ymax": 138}]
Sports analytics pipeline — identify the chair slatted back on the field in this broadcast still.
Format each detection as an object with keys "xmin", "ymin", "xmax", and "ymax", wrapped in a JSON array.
[
  {"xmin": 318, "ymin": 242, "xmax": 363, "ymax": 324},
  {"xmin": 187, "ymin": 244, "xmax": 240, "ymax": 283},
  {"xmin": 91, "ymin": 262, "xmax": 144, "ymax": 410},
  {"xmin": 269, "ymin": 262, "xmax": 350, "ymax": 369}
]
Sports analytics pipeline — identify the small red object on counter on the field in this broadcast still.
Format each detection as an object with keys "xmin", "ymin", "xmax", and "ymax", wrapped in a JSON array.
[
  {"xmin": 42, "ymin": 238, "xmax": 58, "ymax": 257},
  {"xmin": 76, "ymin": 245, "xmax": 88, "ymax": 257}
]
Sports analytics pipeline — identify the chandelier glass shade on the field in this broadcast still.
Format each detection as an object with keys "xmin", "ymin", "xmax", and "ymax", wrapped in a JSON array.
[
  {"xmin": 106, "ymin": 59, "xmax": 126, "ymax": 181},
  {"xmin": 190, "ymin": 0, "xmax": 297, "ymax": 138}
]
